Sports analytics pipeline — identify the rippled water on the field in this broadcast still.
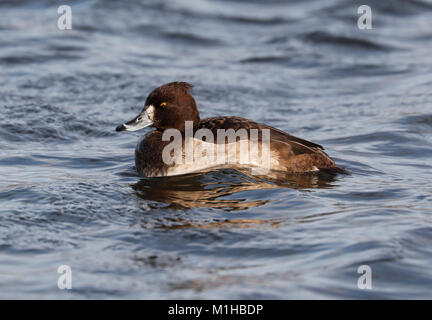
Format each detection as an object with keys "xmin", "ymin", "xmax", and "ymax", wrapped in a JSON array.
[{"xmin": 1, "ymin": 0, "xmax": 432, "ymax": 299}]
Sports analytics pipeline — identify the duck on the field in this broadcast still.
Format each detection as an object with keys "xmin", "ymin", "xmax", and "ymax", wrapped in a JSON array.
[{"xmin": 116, "ymin": 82, "xmax": 346, "ymax": 177}]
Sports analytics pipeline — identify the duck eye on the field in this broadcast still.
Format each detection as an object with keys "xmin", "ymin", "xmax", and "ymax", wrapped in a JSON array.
[{"xmin": 160, "ymin": 102, "xmax": 167, "ymax": 107}]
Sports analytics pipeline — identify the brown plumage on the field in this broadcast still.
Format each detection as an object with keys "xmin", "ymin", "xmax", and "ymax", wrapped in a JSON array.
[{"xmin": 117, "ymin": 82, "xmax": 347, "ymax": 177}]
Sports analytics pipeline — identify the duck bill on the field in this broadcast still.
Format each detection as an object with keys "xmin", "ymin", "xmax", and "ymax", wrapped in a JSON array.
[{"xmin": 116, "ymin": 109, "xmax": 153, "ymax": 132}]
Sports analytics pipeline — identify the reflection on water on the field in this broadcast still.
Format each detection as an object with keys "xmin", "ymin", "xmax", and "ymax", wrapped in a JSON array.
[{"xmin": 132, "ymin": 169, "xmax": 337, "ymax": 210}]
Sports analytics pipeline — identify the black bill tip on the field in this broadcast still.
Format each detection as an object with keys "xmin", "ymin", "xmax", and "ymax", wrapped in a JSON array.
[{"xmin": 115, "ymin": 124, "xmax": 126, "ymax": 132}]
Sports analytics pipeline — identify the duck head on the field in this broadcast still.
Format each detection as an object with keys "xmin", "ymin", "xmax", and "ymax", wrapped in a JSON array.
[{"xmin": 116, "ymin": 82, "xmax": 200, "ymax": 132}]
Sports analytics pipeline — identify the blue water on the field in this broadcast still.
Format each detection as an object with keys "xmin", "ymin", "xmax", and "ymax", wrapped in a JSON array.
[{"xmin": 1, "ymin": 0, "xmax": 432, "ymax": 299}]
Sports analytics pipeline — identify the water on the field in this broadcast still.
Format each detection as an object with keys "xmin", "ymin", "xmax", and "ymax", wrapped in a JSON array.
[{"xmin": 1, "ymin": 0, "xmax": 431, "ymax": 299}]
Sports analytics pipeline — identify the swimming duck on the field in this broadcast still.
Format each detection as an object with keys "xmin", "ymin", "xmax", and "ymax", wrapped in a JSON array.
[{"xmin": 116, "ymin": 82, "xmax": 346, "ymax": 177}]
